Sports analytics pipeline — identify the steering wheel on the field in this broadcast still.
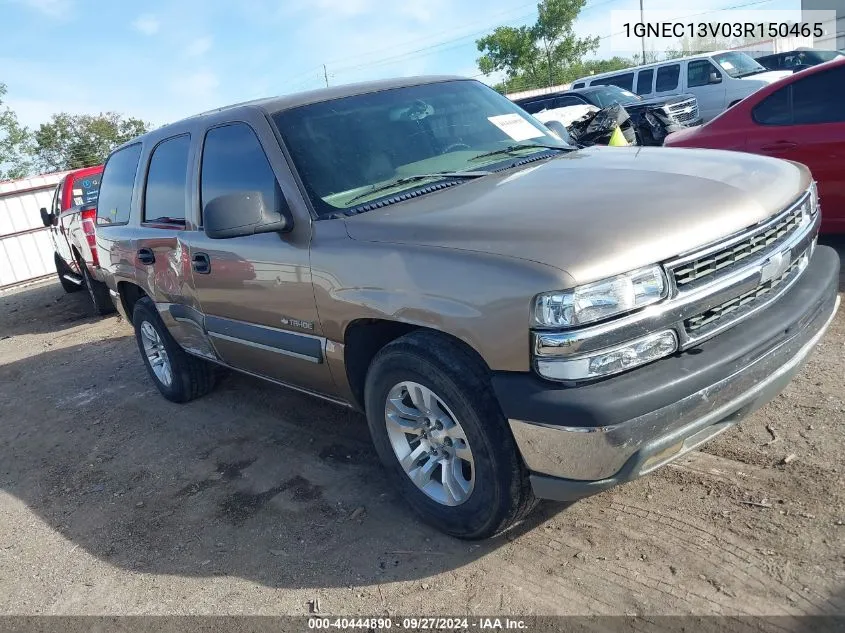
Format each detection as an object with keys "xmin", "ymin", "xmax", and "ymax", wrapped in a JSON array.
[{"xmin": 442, "ymin": 142, "xmax": 471, "ymax": 153}]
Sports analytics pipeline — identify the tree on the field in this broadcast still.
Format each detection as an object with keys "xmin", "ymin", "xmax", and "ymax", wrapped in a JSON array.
[
  {"xmin": 33, "ymin": 112, "xmax": 151, "ymax": 172},
  {"xmin": 477, "ymin": 0, "xmax": 599, "ymax": 89},
  {"xmin": 0, "ymin": 83, "xmax": 32, "ymax": 181}
]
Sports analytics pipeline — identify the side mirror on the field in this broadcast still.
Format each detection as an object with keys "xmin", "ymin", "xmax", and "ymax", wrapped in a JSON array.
[
  {"xmin": 708, "ymin": 72, "xmax": 722, "ymax": 84},
  {"xmin": 39, "ymin": 207, "xmax": 55, "ymax": 227},
  {"xmin": 203, "ymin": 190, "xmax": 292, "ymax": 240},
  {"xmin": 543, "ymin": 120, "xmax": 572, "ymax": 144}
]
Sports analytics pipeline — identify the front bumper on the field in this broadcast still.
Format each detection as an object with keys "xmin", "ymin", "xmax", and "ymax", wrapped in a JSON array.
[{"xmin": 493, "ymin": 245, "xmax": 840, "ymax": 501}]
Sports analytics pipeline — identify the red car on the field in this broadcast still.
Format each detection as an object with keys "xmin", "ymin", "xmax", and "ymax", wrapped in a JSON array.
[{"xmin": 665, "ymin": 57, "xmax": 845, "ymax": 234}]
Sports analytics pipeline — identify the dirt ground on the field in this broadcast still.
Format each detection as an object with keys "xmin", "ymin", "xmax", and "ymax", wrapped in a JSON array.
[{"xmin": 0, "ymin": 239, "xmax": 843, "ymax": 617}]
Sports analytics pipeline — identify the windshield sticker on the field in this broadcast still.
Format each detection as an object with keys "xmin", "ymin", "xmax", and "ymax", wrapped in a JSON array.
[
  {"xmin": 487, "ymin": 114, "xmax": 545, "ymax": 142},
  {"xmin": 720, "ymin": 61, "xmax": 735, "ymax": 70}
]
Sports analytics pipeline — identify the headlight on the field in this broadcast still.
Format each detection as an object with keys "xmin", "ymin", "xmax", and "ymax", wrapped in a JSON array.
[
  {"xmin": 533, "ymin": 265, "xmax": 667, "ymax": 328},
  {"xmin": 808, "ymin": 181, "xmax": 819, "ymax": 216},
  {"xmin": 536, "ymin": 330, "xmax": 678, "ymax": 381}
]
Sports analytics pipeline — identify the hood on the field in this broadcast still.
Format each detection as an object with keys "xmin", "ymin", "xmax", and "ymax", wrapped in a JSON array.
[
  {"xmin": 344, "ymin": 146, "xmax": 810, "ymax": 286},
  {"xmin": 631, "ymin": 93, "xmax": 695, "ymax": 109},
  {"xmin": 742, "ymin": 70, "xmax": 792, "ymax": 84}
]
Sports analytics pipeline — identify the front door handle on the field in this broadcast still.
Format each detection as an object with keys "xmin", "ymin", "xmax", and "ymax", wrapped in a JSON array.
[
  {"xmin": 192, "ymin": 252, "xmax": 211, "ymax": 274},
  {"xmin": 760, "ymin": 141, "xmax": 797, "ymax": 153},
  {"xmin": 137, "ymin": 248, "xmax": 155, "ymax": 265}
]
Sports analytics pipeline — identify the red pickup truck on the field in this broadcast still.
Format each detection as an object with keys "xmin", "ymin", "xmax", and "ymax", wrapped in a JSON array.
[{"xmin": 39, "ymin": 165, "xmax": 114, "ymax": 314}]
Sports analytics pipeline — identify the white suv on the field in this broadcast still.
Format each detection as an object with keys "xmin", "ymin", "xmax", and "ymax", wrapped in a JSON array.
[{"xmin": 571, "ymin": 51, "xmax": 791, "ymax": 122}]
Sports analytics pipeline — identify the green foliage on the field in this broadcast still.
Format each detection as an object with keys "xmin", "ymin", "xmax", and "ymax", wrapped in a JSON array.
[
  {"xmin": 0, "ymin": 83, "xmax": 33, "ymax": 181},
  {"xmin": 476, "ymin": 0, "xmax": 599, "ymax": 89},
  {"xmin": 33, "ymin": 112, "xmax": 151, "ymax": 173}
]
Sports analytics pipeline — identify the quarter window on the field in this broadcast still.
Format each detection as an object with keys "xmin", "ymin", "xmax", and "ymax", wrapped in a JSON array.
[
  {"xmin": 655, "ymin": 64, "xmax": 680, "ymax": 92},
  {"xmin": 144, "ymin": 135, "xmax": 191, "ymax": 224},
  {"xmin": 636, "ymin": 69, "xmax": 653, "ymax": 95},
  {"xmin": 96, "ymin": 144, "xmax": 142, "ymax": 225},
  {"xmin": 200, "ymin": 123, "xmax": 280, "ymax": 223}
]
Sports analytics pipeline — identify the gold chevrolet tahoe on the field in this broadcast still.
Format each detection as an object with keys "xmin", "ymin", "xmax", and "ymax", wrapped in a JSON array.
[{"xmin": 94, "ymin": 76, "xmax": 840, "ymax": 539}]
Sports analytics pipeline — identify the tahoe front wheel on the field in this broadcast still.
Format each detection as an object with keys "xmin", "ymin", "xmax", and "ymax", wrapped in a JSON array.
[{"xmin": 364, "ymin": 331, "xmax": 536, "ymax": 539}]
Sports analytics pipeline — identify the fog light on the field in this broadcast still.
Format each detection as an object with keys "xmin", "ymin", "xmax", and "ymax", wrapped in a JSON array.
[{"xmin": 536, "ymin": 330, "xmax": 678, "ymax": 381}]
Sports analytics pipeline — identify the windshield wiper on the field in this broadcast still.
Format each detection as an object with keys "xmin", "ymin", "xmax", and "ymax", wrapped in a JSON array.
[
  {"xmin": 469, "ymin": 143, "xmax": 568, "ymax": 162},
  {"xmin": 146, "ymin": 216, "xmax": 185, "ymax": 224},
  {"xmin": 346, "ymin": 171, "xmax": 490, "ymax": 205}
]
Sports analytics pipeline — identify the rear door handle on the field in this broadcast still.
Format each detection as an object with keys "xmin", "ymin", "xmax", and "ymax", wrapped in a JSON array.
[
  {"xmin": 760, "ymin": 141, "xmax": 798, "ymax": 153},
  {"xmin": 192, "ymin": 252, "xmax": 211, "ymax": 274},
  {"xmin": 137, "ymin": 248, "xmax": 155, "ymax": 265}
]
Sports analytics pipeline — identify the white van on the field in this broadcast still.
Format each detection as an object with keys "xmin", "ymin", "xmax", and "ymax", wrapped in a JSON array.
[{"xmin": 571, "ymin": 51, "xmax": 791, "ymax": 122}]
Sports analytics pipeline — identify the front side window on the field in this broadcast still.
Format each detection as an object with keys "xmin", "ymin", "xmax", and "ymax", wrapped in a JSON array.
[
  {"xmin": 200, "ymin": 123, "xmax": 279, "ymax": 223},
  {"xmin": 636, "ymin": 69, "xmax": 653, "ymax": 95},
  {"xmin": 97, "ymin": 144, "xmax": 142, "ymax": 225},
  {"xmin": 752, "ymin": 86, "xmax": 791, "ymax": 125},
  {"xmin": 144, "ymin": 135, "xmax": 191, "ymax": 224},
  {"xmin": 273, "ymin": 79, "xmax": 569, "ymax": 217},
  {"xmin": 655, "ymin": 65, "xmax": 680, "ymax": 92},
  {"xmin": 687, "ymin": 60, "xmax": 721, "ymax": 87}
]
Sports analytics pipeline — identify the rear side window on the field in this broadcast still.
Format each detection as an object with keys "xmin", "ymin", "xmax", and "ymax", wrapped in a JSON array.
[
  {"xmin": 792, "ymin": 67, "xmax": 845, "ymax": 124},
  {"xmin": 200, "ymin": 123, "xmax": 279, "ymax": 222},
  {"xmin": 519, "ymin": 98, "xmax": 553, "ymax": 114},
  {"xmin": 555, "ymin": 95, "xmax": 587, "ymax": 107},
  {"xmin": 636, "ymin": 69, "xmax": 653, "ymax": 95},
  {"xmin": 572, "ymin": 82, "xmax": 586, "ymax": 89},
  {"xmin": 144, "ymin": 135, "xmax": 191, "ymax": 224},
  {"xmin": 70, "ymin": 172, "xmax": 101, "ymax": 207},
  {"xmin": 594, "ymin": 72, "xmax": 634, "ymax": 91},
  {"xmin": 655, "ymin": 64, "xmax": 680, "ymax": 92},
  {"xmin": 97, "ymin": 144, "xmax": 142, "ymax": 225},
  {"xmin": 752, "ymin": 86, "xmax": 791, "ymax": 125}
]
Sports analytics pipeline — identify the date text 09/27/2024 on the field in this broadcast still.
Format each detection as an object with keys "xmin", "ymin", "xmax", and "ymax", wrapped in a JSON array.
[
  {"xmin": 307, "ymin": 617, "xmax": 527, "ymax": 630},
  {"xmin": 623, "ymin": 21, "xmax": 824, "ymax": 39}
]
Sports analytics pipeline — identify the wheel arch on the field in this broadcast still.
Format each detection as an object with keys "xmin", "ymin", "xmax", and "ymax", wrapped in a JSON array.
[{"xmin": 343, "ymin": 318, "xmax": 491, "ymax": 411}]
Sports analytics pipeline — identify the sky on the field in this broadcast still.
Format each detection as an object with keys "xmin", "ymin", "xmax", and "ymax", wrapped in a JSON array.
[{"xmin": 0, "ymin": 0, "xmax": 801, "ymax": 129}]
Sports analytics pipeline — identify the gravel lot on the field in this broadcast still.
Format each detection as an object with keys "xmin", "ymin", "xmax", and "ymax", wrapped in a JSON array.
[{"xmin": 0, "ymin": 238, "xmax": 843, "ymax": 617}]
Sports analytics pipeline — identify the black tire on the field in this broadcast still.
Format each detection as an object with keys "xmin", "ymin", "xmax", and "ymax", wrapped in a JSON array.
[
  {"xmin": 55, "ymin": 254, "xmax": 82, "ymax": 294},
  {"xmin": 364, "ymin": 330, "xmax": 536, "ymax": 540},
  {"xmin": 132, "ymin": 297, "xmax": 217, "ymax": 403},
  {"xmin": 80, "ymin": 262, "xmax": 115, "ymax": 316}
]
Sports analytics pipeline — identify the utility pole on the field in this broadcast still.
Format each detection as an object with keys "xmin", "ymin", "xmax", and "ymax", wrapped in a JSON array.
[
  {"xmin": 640, "ymin": 0, "xmax": 647, "ymax": 63},
  {"xmin": 323, "ymin": 64, "xmax": 329, "ymax": 88}
]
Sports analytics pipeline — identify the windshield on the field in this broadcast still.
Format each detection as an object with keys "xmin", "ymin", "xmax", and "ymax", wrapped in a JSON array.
[
  {"xmin": 588, "ymin": 85, "xmax": 642, "ymax": 107},
  {"xmin": 272, "ymin": 80, "xmax": 570, "ymax": 216},
  {"xmin": 808, "ymin": 50, "xmax": 844, "ymax": 63},
  {"xmin": 711, "ymin": 52, "xmax": 767, "ymax": 78},
  {"xmin": 69, "ymin": 171, "xmax": 101, "ymax": 207}
]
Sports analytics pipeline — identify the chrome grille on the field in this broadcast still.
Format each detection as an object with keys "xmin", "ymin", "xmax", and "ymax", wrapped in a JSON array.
[
  {"xmin": 668, "ymin": 99, "xmax": 698, "ymax": 124},
  {"xmin": 685, "ymin": 253, "xmax": 807, "ymax": 334},
  {"xmin": 671, "ymin": 203, "xmax": 805, "ymax": 289}
]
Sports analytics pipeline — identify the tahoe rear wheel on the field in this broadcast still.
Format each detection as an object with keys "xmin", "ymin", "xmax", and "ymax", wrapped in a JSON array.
[
  {"xmin": 364, "ymin": 330, "xmax": 536, "ymax": 539},
  {"xmin": 80, "ymin": 262, "xmax": 115, "ymax": 316},
  {"xmin": 132, "ymin": 297, "xmax": 217, "ymax": 403}
]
